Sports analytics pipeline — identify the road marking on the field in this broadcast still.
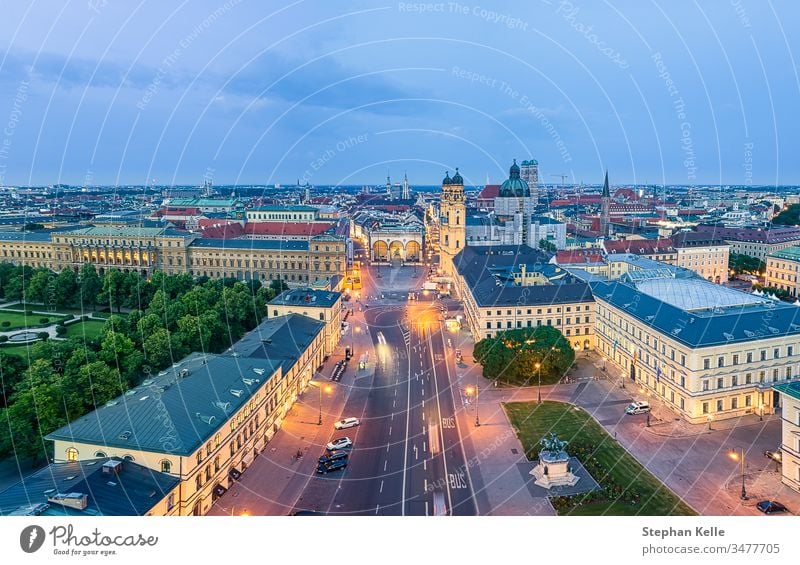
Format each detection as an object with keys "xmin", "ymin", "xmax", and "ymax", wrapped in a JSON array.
[
  {"xmin": 422, "ymin": 399, "xmax": 425, "ymax": 409},
  {"xmin": 421, "ymin": 411, "xmax": 425, "ymax": 421},
  {"xmin": 387, "ymin": 442, "xmax": 390, "ymax": 452},
  {"xmin": 384, "ymin": 460, "xmax": 388, "ymax": 471},
  {"xmin": 449, "ymin": 471, "xmax": 467, "ymax": 489},
  {"xmin": 424, "ymin": 459, "xmax": 427, "ymax": 470},
  {"xmin": 376, "ymin": 504, "xmax": 380, "ymax": 515},
  {"xmin": 389, "ymin": 425, "xmax": 392, "ymax": 435},
  {"xmin": 401, "ymin": 329, "xmax": 412, "ymax": 518},
  {"xmin": 379, "ymin": 480, "xmax": 384, "ymax": 493},
  {"xmin": 423, "ymin": 441, "xmax": 427, "ymax": 452},
  {"xmin": 425, "ymin": 501, "xmax": 429, "ymax": 516},
  {"xmin": 414, "ymin": 445, "xmax": 419, "ymax": 460},
  {"xmin": 424, "ymin": 478, "xmax": 428, "ymax": 492},
  {"xmin": 427, "ymin": 326, "xmax": 452, "ymax": 516},
  {"xmin": 442, "ymin": 416, "xmax": 455, "ymax": 428},
  {"xmin": 391, "ymin": 412, "xmax": 394, "ymax": 421},
  {"xmin": 393, "ymin": 399, "xmax": 396, "ymax": 408}
]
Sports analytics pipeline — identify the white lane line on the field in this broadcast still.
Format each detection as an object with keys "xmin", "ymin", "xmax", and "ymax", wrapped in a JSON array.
[
  {"xmin": 424, "ymin": 478, "xmax": 428, "ymax": 492},
  {"xmin": 422, "ymin": 411, "xmax": 425, "ymax": 421},
  {"xmin": 423, "ymin": 441, "xmax": 427, "ymax": 452},
  {"xmin": 427, "ymin": 326, "xmax": 453, "ymax": 516},
  {"xmin": 386, "ymin": 442, "xmax": 390, "ymax": 452},
  {"xmin": 393, "ymin": 399, "xmax": 396, "ymax": 408},
  {"xmin": 376, "ymin": 504, "xmax": 380, "ymax": 515},
  {"xmin": 424, "ymin": 459, "xmax": 427, "ymax": 471},
  {"xmin": 379, "ymin": 480, "xmax": 384, "ymax": 493},
  {"xmin": 422, "ymin": 388, "xmax": 425, "ymax": 396},
  {"xmin": 422, "ymin": 399, "xmax": 425, "ymax": 409},
  {"xmin": 395, "ymin": 388, "xmax": 398, "ymax": 397},
  {"xmin": 425, "ymin": 501, "xmax": 429, "ymax": 516},
  {"xmin": 389, "ymin": 426, "xmax": 392, "ymax": 436},
  {"xmin": 391, "ymin": 412, "xmax": 394, "ymax": 421},
  {"xmin": 401, "ymin": 333, "xmax": 412, "ymax": 518},
  {"xmin": 384, "ymin": 460, "xmax": 388, "ymax": 471}
]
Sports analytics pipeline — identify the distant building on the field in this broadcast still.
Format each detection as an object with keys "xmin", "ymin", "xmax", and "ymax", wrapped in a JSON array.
[
  {"xmin": 671, "ymin": 230, "xmax": 730, "ymax": 283},
  {"xmin": 519, "ymin": 159, "xmax": 539, "ymax": 189},
  {"xmin": 246, "ymin": 205, "xmax": 319, "ymax": 223},
  {"xmin": 46, "ymin": 314, "xmax": 326, "ymax": 516},
  {"xmin": 695, "ymin": 224, "xmax": 800, "ymax": 261},
  {"xmin": 766, "ymin": 246, "xmax": 800, "ymax": 297},
  {"xmin": 166, "ymin": 198, "xmax": 238, "ymax": 214},
  {"xmin": 439, "ymin": 169, "xmax": 466, "ymax": 277},
  {"xmin": 602, "ymin": 238, "xmax": 677, "ymax": 264}
]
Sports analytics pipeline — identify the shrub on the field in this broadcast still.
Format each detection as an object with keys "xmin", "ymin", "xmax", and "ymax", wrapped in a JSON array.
[
  {"xmin": 26, "ymin": 309, "xmax": 34, "ymax": 316},
  {"xmin": 39, "ymin": 317, "xmax": 49, "ymax": 324},
  {"xmin": 57, "ymin": 319, "xmax": 66, "ymax": 326},
  {"xmin": 83, "ymin": 315, "xmax": 89, "ymax": 322},
  {"xmin": 0, "ymin": 321, "xmax": 10, "ymax": 328},
  {"xmin": 63, "ymin": 313, "xmax": 74, "ymax": 321},
  {"xmin": 55, "ymin": 325, "xmax": 67, "ymax": 337},
  {"xmin": 36, "ymin": 332, "xmax": 49, "ymax": 341},
  {"xmin": 0, "ymin": 335, "xmax": 8, "ymax": 343}
]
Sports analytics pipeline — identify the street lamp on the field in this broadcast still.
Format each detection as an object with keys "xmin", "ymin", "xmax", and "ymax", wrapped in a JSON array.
[
  {"xmin": 535, "ymin": 362, "xmax": 542, "ymax": 404},
  {"xmin": 465, "ymin": 385, "xmax": 479, "ymax": 427},
  {"xmin": 707, "ymin": 414, "xmax": 713, "ymax": 431},
  {"xmin": 311, "ymin": 382, "xmax": 333, "ymax": 426},
  {"xmin": 759, "ymin": 403, "xmax": 764, "ymax": 422},
  {"xmin": 602, "ymin": 356, "xmax": 607, "ymax": 372},
  {"xmin": 728, "ymin": 447, "xmax": 747, "ymax": 500}
]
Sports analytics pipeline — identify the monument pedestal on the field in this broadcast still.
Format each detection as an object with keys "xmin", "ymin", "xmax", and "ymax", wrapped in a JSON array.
[{"xmin": 530, "ymin": 450, "xmax": 579, "ymax": 488}]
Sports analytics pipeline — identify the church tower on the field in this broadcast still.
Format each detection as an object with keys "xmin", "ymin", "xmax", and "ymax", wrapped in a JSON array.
[
  {"xmin": 401, "ymin": 172, "xmax": 410, "ymax": 200},
  {"xmin": 599, "ymin": 171, "xmax": 611, "ymax": 238},
  {"xmin": 439, "ymin": 168, "xmax": 466, "ymax": 277}
]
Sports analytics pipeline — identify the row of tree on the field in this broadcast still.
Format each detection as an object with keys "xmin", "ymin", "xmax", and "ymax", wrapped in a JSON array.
[{"xmin": 0, "ymin": 266, "xmax": 288, "ymax": 464}]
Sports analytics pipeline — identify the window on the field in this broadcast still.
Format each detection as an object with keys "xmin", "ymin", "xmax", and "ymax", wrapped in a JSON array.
[
  {"xmin": 167, "ymin": 493, "xmax": 175, "ymax": 511},
  {"xmin": 195, "ymin": 476, "xmax": 202, "ymax": 491},
  {"xmin": 717, "ymin": 357, "xmax": 724, "ymax": 368},
  {"xmin": 716, "ymin": 377, "xmax": 724, "ymax": 389},
  {"xmin": 747, "ymin": 352, "xmax": 753, "ymax": 363},
  {"xmin": 716, "ymin": 399, "xmax": 724, "ymax": 412},
  {"xmin": 732, "ymin": 354, "xmax": 739, "ymax": 365},
  {"xmin": 66, "ymin": 447, "xmax": 78, "ymax": 462},
  {"xmin": 745, "ymin": 395, "xmax": 752, "ymax": 407},
  {"xmin": 731, "ymin": 397, "xmax": 738, "ymax": 409},
  {"xmin": 161, "ymin": 460, "xmax": 172, "ymax": 473},
  {"xmin": 787, "ymin": 366, "xmax": 793, "ymax": 379},
  {"xmin": 94, "ymin": 451, "xmax": 107, "ymax": 458},
  {"xmin": 680, "ymin": 354, "xmax": 686, "ymax": 366},
  {"xmin": 789, "ymin": 346, "xmax": 794, "ymax": 357},
  {"xmin": 703, "ymin": 359, "xmax": 710, "ymax": 370},
  {"xmin": 732, "ymin": 375, "xmax": 738, "ymax": 386},
  {"xmin": 774, "ymin": 348, "xmax": 780, "ymax": 359},
  {"xmin": 702, "ymin": 380, "xmax": 709, "ymax": 391},
  {"xmin": 760, "ymin": 350, "xmax": 767, "ymax": 361},
  {"xmin": 702, "ymin": 402, "xmax": 709, "ymax": 414}
]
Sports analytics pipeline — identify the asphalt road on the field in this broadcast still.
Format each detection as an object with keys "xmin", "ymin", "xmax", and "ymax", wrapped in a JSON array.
[{"xmin": 293, "ymin": 262, "xmax": 479, "ymax": 515}]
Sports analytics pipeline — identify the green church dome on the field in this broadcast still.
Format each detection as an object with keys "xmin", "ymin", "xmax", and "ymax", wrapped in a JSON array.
[{"xmin": 499, "ymin": 159, "xmax": 530, "ymax": 197}]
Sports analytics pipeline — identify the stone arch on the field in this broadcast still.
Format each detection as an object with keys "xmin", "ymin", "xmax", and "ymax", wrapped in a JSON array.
[
  {"xmin": 405, "ymin": 240, "xmax": 421, "ymax": 261},
  {"xmin": 373, "ymin": 240, "xmax": 388, "ymax": 261},
  {"xmin": 389, "ymin": 241, "xmax": 404, "ymax": 259}
]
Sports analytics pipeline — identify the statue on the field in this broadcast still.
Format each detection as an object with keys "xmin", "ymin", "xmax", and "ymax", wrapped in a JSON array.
[
  {"xmin": 530, "ymin": 432, "xmax": 579, "ymax": 488},
  {"xmin": 539, "ymin": 432, "xmax": 568, "ymax": 454}
]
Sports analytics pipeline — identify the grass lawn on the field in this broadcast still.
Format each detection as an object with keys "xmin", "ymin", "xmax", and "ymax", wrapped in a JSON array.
[
  {"xmin": 504, "ymin": 401, "xmax": 696, "ymax": 516},
  {"xmin": 63, "ymin": 320, "xmax": 106, "ymax": 341},
  {"xmin": 0, "ymin": 310, "xmax": 65, "ymax": 330},
  {"xmin": 1, "ymin": 302, "xmax": 98, "ymax": 316},
  {"xmin": 0, "ymin": 343, "xmax": 34, "ymax": 358}
]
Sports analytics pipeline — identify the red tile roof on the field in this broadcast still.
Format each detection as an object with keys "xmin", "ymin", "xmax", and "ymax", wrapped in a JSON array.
[
  {"xmin": 603, "ymin": 238, "xmax": 675, "ymax": 255},
  {"xmin": 243, "ymin": 222, "xmax": 335, "ymax": 237},
  {"xmin": 478, "ymin": 185, "xmax": 500, "ymax": 200},
  {"xmin": 556, "ymin": 250, "xmax": 605, "ymax": 264}
]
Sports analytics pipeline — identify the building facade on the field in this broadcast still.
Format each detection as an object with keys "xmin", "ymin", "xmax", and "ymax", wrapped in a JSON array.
[
  {"xmin": 695, "ymin": 225, "xmax": 800, "ymax": 261},
  {"xmin": 766, "ymin": 246, "xmax": 800, "ymax": 297},
  {"xmin": 594, "ymin": 273, "xmax": 800, "ymax": 424},
  {"xmin": 772, "ymin": 382, "xmax": 800, "ymax": 495},
  {"xmin": 672, "ymin": 231, "xmax": 730, "ymax": 283},
  {"xmin": 47, "ymin": 314, "xmax": 325, "ymax": 516},
  {"xmin": 439, "ymin": 169, "xmax": 466, "ymax": 278},
  {"xmin": 268, "ymin": 288, "xmax": 343, "ymax": 356}
]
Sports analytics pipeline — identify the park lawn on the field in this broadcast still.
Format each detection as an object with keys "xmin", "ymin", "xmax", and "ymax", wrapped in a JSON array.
[
  {"xmin": 0, "ymin": 343, "xmax": 34, "ymax": 358},
  {"xmin": 0, "ymin": 309, "xmax": 64, "ymax": 330},
  {"xmin": 1, "ymin": 302, "xmax": 94, "ymax": 316},
  {"xmin": 63, "ymin": 320, "xmax": 106, "ymax": 341},
  {"xmin": 504, "ymin": 401, "xmax": 696, "ymax": 516}
]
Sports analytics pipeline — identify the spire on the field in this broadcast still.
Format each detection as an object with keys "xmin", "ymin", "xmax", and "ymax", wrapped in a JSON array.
[{"xmin": 602, "ymin": 171, "xmax": 610, "ymax": 198}]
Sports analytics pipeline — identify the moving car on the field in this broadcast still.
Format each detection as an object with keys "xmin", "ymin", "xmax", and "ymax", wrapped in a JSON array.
[
  {"xmin": 334, "ymin": 417, "xmax": 360, "ymax": 430},
  {"xmin": 756, "ymin": 500, "xmax": 787, "ymax": 514},
  {"xmin": 764, "ymin": 450, "xmax": 783, "ymax": 463},
  {"xmin": 326, "ymin": 437, "xmax": 353, "ymax": 451},
  {"xmin": 624, "ymin": 401, "xmax": 651, "ymax": 415},
  {"xmin": 318, "ymin": 450, "xmax": 349, "ymax": 464},
  {"xmin": 317, "ymin": 458, "xmax": 348, "ymax": 474}
]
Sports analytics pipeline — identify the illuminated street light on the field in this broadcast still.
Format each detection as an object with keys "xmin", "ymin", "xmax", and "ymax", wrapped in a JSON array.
[{"xmin": 535, "ymin": 362, "xmax": 542, "ymax": 404}]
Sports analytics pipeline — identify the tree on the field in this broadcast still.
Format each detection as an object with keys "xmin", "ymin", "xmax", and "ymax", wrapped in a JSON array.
[
  {"xmin": 79, "ymin": 264, "xmax": 102, "ymax": 311},
  {"xmin": 772, "ymin": 204, "xmax": 800, "ymax": 226},
  {"xmin": 65, "ymin": 361, "xmax": 127, "ymax": 412},
  {"xmin": 142, "ymin": 328, "xmax": 178, "ymax": 369},
  {"xmin": 99, "ymin": 331, "xmax": 143, "ymax": 378},
  {"xmin": 729, "ymin": 253, "xmax": 765, "ymax": 276},
  {"xmin": 22, "ymin": 222, "xmax": 45, "ymax": 231},
  {"xmin": 539, "ymin": 239, "xmax": 557, "ymax": 253},
  {"xmin": 101, "ymin": 268, "xmax": 126, "ymax": 313},
  {"xmin": 26, "ymin": 269, "xmax": 52, "ymax": 304},
  {"xmin": 54, "ymin": 268, "xmax": 79, "ymax": 308},
  {"xmin": 474, "ymin": 326, "xmax": 575, "ymax": 385}
]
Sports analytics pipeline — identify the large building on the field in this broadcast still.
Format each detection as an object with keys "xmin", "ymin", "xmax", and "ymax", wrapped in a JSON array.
[
  {"xmin": 594, "ymin": 269, "xmax": 800, "ymax": 424},
  {"xmin": 671, "ymin": 230, "xmax": 730, "ymax": 283},
  {"xmin": 772, "ymin": 382, "xmax": 800, "ymax": 495},
  {"xmin": 695, "ymin": 224, "xmax": 800, "ymax": 261},
  {"xmin": 268, "ymin": 288, "xmax": 343, "ymax": 356},
  {"xmin": 46, "ymin": 314, "xmax": 325, "ymax": 516},
  {"xmin": 0, "ymin": 226, "xmax": 346, "ymax": 288},
  {"xmin": 766, "ymin": 246, "xmax": 800, "ymax": 297},
  {"xmin": 452, "ymin": 245, "xmax": 596, "ymax": 350}
]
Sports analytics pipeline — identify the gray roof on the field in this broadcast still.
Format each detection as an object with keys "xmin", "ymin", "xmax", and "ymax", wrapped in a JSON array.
[
  {"xmin": 454, "ymin": 245, "xmax": 594, "ymax": 308},
  {"xmin": 190, "ymin": 238, "xmax": 309, "ymax": 251},
  {"xmin": 591, "ymin": 279, "xmax": 800, "ymax": 348},
  {"xmin": 46, "ymin": 314, "xmax": 324, "ymax": 456},
  {"xmin": 0, "ymin": 231, "xmax": 53, "ymax": 242},
  {"xmin": 270, "ymin": 288, "xmax": 342, "ymax": 308},
  {"xmin": 0, "ymin": 458, "xmax": 178, "ymax": 516}
]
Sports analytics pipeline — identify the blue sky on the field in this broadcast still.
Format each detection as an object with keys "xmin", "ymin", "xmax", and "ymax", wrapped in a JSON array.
[{"xmin": 0, "ymin": 0, "xmax": 797, "ymax": 187}]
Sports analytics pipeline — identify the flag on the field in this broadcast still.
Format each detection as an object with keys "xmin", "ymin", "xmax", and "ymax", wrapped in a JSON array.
[
  {"xmin": 613, "ymin": 338, "xmax": 618, "ymax": 355},
  {"xmin": 656, "ymin": 365, "xmax": 662, "ymax": 383},
  {"xmin": 632, "ymin": 351, "xmax": 637, "ymax": 366}
]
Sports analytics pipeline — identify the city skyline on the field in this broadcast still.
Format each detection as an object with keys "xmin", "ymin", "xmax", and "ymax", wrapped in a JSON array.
[{"xmin": 1, "ymin": 2, "xmax": 798, "ymax": 186}]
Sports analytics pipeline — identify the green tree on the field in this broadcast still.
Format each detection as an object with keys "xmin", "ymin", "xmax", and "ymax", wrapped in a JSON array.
[
  {"xmin": 79, "ymin": 264, "xmax": 102, "ymax": 311},
  {"xmin": 54, "ymin": 268, "xmax": 79, "ymax": 308},
  {"xmin": 142, "ymin": 328, "xmax": 178, "ymax": 369},
  {"xmin": 65, "ymin": 360, "xmax": 127, "ymax": 412},
  {"xmin": 539, "ymin": 239, "xmax": 557, "ymax": 253},
  {"xmin": 26, "ymin": 269, "xmax": 52, "ymax": 304},
  {"xmin": 729, "ymin": 253, "xmax": 765, "ymax": 275},
  {"xmin": 101, "ymin": 268, "xmax": 127, "ymax": 313},
  {"xmin": 474, "ymin": 326, "xmax": 575, "ymax": 385},
  {"xmin": 772, "ymin": 204, "xmax": 800, "ymax": 226},
  {"xmin": 99, "ymin": 331, "xmax": 143, "ymax": 377}
]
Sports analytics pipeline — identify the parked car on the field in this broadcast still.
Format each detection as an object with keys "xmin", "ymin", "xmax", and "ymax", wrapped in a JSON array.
[
  {"xmin": 326, "ymin": 437, "xmax": 353, "ymax": 451},
  {"xmin": 764, "ymin": 450, "xmax": 783, "ymax": 463},
  {"xmin": 317, "ymin": 458, "xmax": 348, "ymax": 474},
  {"xmin": 624, "ymin": 401, "xmax": 651, "ymax": 415},
  {"xmin": 756, "ymin": 500, "xmax": 787, "ymax": 514},
  {"xmin": 334, "ymin": 417, "xmax": 360, "ymax": 430},
  {"xmin": 318, "ymin": 450, "xmax": 349, "ymax": 464}
]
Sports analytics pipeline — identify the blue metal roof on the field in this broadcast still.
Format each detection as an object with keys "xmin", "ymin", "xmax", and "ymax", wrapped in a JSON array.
[{"xmin": 270, "ymin": 288, "xmax": 342, "ymax": 308}]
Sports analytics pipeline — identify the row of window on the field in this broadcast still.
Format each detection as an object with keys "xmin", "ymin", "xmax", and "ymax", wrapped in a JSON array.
[{"xmin": 703, "ymin": 347, "xmax": 795, "ymax": 369}]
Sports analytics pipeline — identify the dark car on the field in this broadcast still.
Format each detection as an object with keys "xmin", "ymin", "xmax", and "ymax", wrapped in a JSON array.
[
  {"xmin": 316, "ymin": 458, "xmax": 348, "ymax": 474},
  {"xmin": 318, "ymin": 450, "xmax": 349, "ymax": 464},
  {"xmin": 756, "ymin": 500, "xmax": 787, "ymax": 514}
]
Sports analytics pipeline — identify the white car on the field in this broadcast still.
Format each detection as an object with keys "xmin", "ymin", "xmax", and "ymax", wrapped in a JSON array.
[
  {"xmin": 326, "ymin": 437, "xmax": 353, "ymax": 451},
  {"xmin": 334, "ymin": 417, "xmax": 360, "ymax": 430},
  {"xmin": 624, "ymin": 401, "xmax": 651, "ymax": 415}
]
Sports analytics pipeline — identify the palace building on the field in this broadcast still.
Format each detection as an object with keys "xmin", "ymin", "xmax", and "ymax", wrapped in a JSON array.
[{"xmin": 0, "ymin": 226, "xmax": 347, "ymax": 288}]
